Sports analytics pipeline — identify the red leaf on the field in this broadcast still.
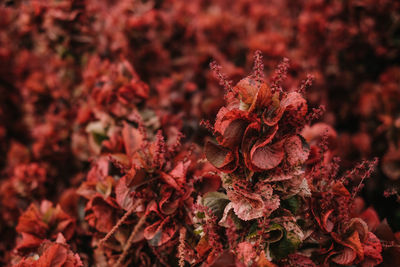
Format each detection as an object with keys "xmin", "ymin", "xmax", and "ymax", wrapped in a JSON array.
[
  {"xmin": 196, "ymin": 173, "xmax": 221, "ymax": 195},
  {"xmin": 168, "ymin": 160, "xmax": 191, "ymax": 188},
  {"xmin": 204, "ymin": 142, "xmax": 238, "ymax": 173},
  {"xmin": 362, "ymin": 232, "xmax": 383, "ymax": 266},
  {"xmin": 250, "ymin": 139, "xmax": 284, "ymax": 171},
  {"xmin": 284, "ymin": 135, "xmax": 310, "ymax": 166},
  {"xmin": 36, "ymin": 243, "xmax": 83, "ymax": 267},
  {"xmin": 122, "ymin": 122, "xmax": 143, "ymax": 156},
  {"xmin": 196, "ymin": 236, "xmax": 212, "ymax": 257},
  {"xmin": 262, "ymin": 94, "xmax": 285, "ymax": 126},
  {"xmin": 218, "ymin": 119, "xmax": 249, "ymax": 148},
  {"xmin": 160, "ymin": 172, "xmax": 180, "ymax": 191},
  {"xmin": 346, "ymin": 218, "xmax": 369, "ymax": 243},
  {"xmin": 16, "ymin": 233, "xmax": 43, "ymax": 251},
  {"xmin": 159, "ymin": 188, "xmax": 180, "ymax": 215},
  {"xmin": 345, "ymin": 230, "xmax": 364, "ymax": 261},
  {"xmin": 233, "ymin": 77, "xmax": 271, "ymax": 112},
  {"xmin": 360, "ymin": 208, "xmax": 380, "ymax": 232},
  {"xmin": 331, "ymin": 247, "xmax": 357, "ymax": 265},
  {"xmin": 241, "ymin": 122, "xmax": 261, "ymax": 171},
  {"xmin": 214, "ymin": 109, "xmax": 253, "ymax": 148},
  {"xmin": 285, "ymin": 254, "xmax": 316, "ymax": 267},
  {"xmin": 37, "ymin": 244, "xmax": 68, "ymax": 267},
  {"xmin": 88, "ymin": 196, "xmax": 117, "ymax": 233},
  {"xmin": 280, "ymin": 92, "xmax": 308, "ymax": 123},
  {"xmin": 227, "ymin": 188, "xmax": 266, "ymax": 221},
  {"xmin": 143, "ymin": 216, "xmax": 178, "ymax": 246},
  {"xmin": 16, "ymin": 204, "xmax": 49, "ymax": 238},
  {"xmin": 262, "ymin": 92, "xmax": 307, "ymax": 127},
  {"xmin": 311, "ymin": 202, "xmax": 334, "ymax": 233},
  {"xmin": 322, "ymin": 210, "xmax": 334, "ymax": 233},
  {"xmin": 332, "ymin": 181, "xmax": 351, "ymax": 197},
  {"xmin": 209, "ymin": 250, "xmax": 244, "ymax": 267},
  {"xmin": 115, "ymin": 175, "xmax": 135, "ymax": 211}
]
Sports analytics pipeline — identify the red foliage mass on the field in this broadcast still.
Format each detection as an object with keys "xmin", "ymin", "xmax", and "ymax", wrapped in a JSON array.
[{"xmin": 0, "ymin": 0, "xmax": 400, "ymax": 266}]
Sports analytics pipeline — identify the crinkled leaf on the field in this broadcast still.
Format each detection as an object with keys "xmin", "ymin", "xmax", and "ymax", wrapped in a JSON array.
[
  {"xmin": 346, "ymin": 230, "xmax": 364, "ymax": 261},
  {"xmin": 95, "ymin": 176, "xmax": 113, "ymax": 198},
  {"xmin": 88, "ymin": 196, "xmax": 117, "ymax": 233},
  {"xmin": 332, "ymin": 181, "xmax": 351, "ymax": 197},
  {"xmin": 286, "ymin": 254, "xmax": 316, "ymax": 267},
  {"xmin": 214, "ymin": 109, "xmax": 248, "ymax": 138},
  {"xmin": 237, "ymin": 241, "xmax": 257, "ymax": 264},
  {"xmin": 284, "ymin": 135, "xmax": 310, "ymax": 166},
  {"xmin": 363, "ymin": 232, "xmax": 383, "ymax": 266},
  {"xmin": 38, "ymin": 244, "xmax": 69, "ymax": 267},
  {"xmin": 218, "ymin": 202, "xmax": 242, "ymax": 229},
  {"xmin": 280, "ymin": 92, "xmax": 308, "ymax": 124},
  {"xmin": 162, "ymin": 160, "xmax": 191, "ymax": 190},
  {"xmin": 258, "ymin": 251, "xmax": 278, "ymax": 267},
  {"xmin": 209, "ymin": 250, "xmax": 241, "ymax": 267},
  {"xmin": 228, "ymin": 189, "xmax": 264, "ymax": 221},
  {"xmin": 346, "ymin": 218, "xmax": 369, "ymax": 243}
]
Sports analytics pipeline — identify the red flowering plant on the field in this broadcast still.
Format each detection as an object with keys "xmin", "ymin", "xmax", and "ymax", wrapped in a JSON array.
[
  {"xmin": 190, "ymin": 52, "xmax": 385, "ymax": 266},
  {"xmin": 14, "ymin": 233, "xmax": 83, "ymax": 267},
  {"xmin": 75, "ymin": 108, "xmax": 200, "ymax": 266},
  {"xmin": 1, "ymin": 0, "xmax": 400, "ymax": 266},
  {"xmin": 11, "ymin": 200, "xmax": 78, "ymax": 266}
]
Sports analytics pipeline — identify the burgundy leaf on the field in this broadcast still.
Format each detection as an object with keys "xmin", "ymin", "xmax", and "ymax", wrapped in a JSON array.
[
  {"xmin": 205, "ymin": 141, "xmax": 238, "ymax": 173},
  {"xmin": 143, "ymin": 216, "xmax": 178, "ymax": 246},
  {"xmin": 250, "ymin": 139, "xmax": 284, "ymax": 171}
]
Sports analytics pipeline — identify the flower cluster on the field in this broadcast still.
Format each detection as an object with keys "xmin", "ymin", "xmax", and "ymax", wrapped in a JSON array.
[{"xmin": 194, "ymin": 58, "xmax": 384, "ymax": 266}]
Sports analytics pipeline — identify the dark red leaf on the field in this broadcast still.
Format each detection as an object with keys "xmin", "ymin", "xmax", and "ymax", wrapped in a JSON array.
[
  {"xmin": 204, "ymin": 141, "xmax": 238, "ymax": 173},
  {"xmin": 250, "ymin": 139, "xmax": 284, "ymax": 171}
]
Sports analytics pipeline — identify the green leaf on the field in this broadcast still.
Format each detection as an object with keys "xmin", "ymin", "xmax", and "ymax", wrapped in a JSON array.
[
  {"xmin": 196, "ymin": 212, "xmax": 205, "ymax": 219},
  {"xmin": 270, "ymin": 230, "xmax": 300, "ymax": 260},
  {"xmin": 93, "ymin": 132, "xmax": 108, "ymax": 145},
  {"xmin": 265, "ymin": 223, "xmax": 284, "ymax": 243},
  {"xmin": 282, "ymin": 196, "xmax": 300, "ymax": 215},
  {"xmin": 247, "ymin": 222, "xmax": 259, "ymax": 239}
]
